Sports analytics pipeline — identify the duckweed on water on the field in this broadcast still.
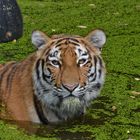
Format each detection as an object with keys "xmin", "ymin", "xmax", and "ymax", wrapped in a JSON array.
[{"xmin": 0, "ymin": 0, "xmax": 140, "ymax": 140}]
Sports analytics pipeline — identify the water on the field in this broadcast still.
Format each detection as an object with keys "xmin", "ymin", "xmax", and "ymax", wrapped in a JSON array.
[{"xmin": 0, "ymin": 96, "xmax": 117, "ymax": 140}]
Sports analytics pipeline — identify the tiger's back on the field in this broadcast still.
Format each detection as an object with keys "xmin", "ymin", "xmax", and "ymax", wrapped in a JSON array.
[{"xmin": 0, "ymin": 29, "xmax": 106, "ymax": 124}]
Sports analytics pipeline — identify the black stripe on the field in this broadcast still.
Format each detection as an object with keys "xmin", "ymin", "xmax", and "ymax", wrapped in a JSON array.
[
  {"xmin": 36, "ymin": 59, "xmax": 51, "ymax": 84},
  {"xmin": 49, "ymin": 50, "xmax": 59, "ymax": 58},
  {"xmin": 0, "ymin": 62, "xmax": 16, "ymax": 93},
  {"xmin": 55, "ymin": 38, "xmax": 80, "ymax": 47},
  {"xmin": 92, "ymin": 83, "xmax": 101, "ymax": 91},
  {"xmin": 35, "ymin": 59, "xmax": 41, "ymax": 80},
  {"xmin": 90, "ymin": 56, "xmax": 97, "ymax": 82},
  {"xmin": 34, "ymin": 95, "xmax": 48, "ymax": 124},
  {"xmin": 96, "ymin": 83, "xmax": 101, "ymax": 89},
  {"xmin": 89, "ymin": 72, "xmax": 95, "ymax": 78},
  {"xmin": 35, "ymin": 59, "xmax": 49, "ymax": 92},
  {"xmin": 55, "ymin": 43, "xmax": 62, "ymax": 48},
  {"xmin": 41, "ymin": 60, "xmax": 51, "ymax": 84},
  {"xmin": 98, "ymin": 69, "xmax": 102, "ymax": 79},
  {"xmin": 45, "ymin": 48, "xmax": 51, "ymax": 56},
  {"xmin": 69, "ymin": 38, "xmax": 80, "ymax": 43},
  {"xmin": 55, "ymin": 38, "xmax": 66, "ymax": 45},
  {"xmin": 55, "ymin": 40, "xmax": 68, "ymax": 47},
  {"xmin": 48, "ymin": 41, "xmax": 55, "ymax": 47},
  {"xmin": 50, "ymin": 78, "xmax": 55, "ymax": 83},
  {"xmin": 6, "ymin": 63, "xmax": 18, "ymax": 93},
  {"xmin": 41, "ymin": 59, "xmax": 44, "ymax": 70},
  {"xmin": 69, "ymin": 41, "xmax": 80, "ymax": 46},
  {"xmin": 93, "ymin": 56, "xmax": 97, "ymax": 79},
  {"xmin": 97, "ymin": 56, "xmax": 103, "ymax": 68},
  {"xmin": 81, "ymin": 53, "xmax": 88, "ymax": 56},
  {"xmin": 97, "ymin": 56, "xmax": 103, "ymax": 78}
]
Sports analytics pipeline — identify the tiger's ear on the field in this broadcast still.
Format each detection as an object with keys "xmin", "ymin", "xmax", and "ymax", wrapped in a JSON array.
[
  {"xmin": 31, "ymin": 30, "xmax": 50, "ymax": 49},
  {"xmin": 85, "ymin": 29, "xmax": 106, "ymax": 49}
]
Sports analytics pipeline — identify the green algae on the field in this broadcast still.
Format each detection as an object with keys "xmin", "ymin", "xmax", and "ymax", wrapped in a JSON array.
[{"xmin": 0, "ymin": 0, "xmax": 140, "ymax": 140}]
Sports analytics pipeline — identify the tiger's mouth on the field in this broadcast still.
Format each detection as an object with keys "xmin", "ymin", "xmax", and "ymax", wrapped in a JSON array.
[
  {"xmin": 54, "ymin": 85, "xmax": 86, "ymax": 99},
  {"xmin": 59, "ymin": 91, "xmax": 85, "ymax": 99}
]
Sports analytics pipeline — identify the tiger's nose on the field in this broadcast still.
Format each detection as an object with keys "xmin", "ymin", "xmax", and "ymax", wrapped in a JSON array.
[{"xmin": 62, "ymin": 83, "xmax": 79, "ymax": 92}]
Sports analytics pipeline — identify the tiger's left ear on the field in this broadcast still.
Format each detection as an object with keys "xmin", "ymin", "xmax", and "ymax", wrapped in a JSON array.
[
  {"xmin": 31, "ymin": 30, "xmax": 51, "ymax": 49},
  {"xmin": 85, "ymin": 29, "xmax": 106, "ymax": 50}
]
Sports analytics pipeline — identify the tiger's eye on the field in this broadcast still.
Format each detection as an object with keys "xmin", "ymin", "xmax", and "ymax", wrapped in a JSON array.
[{"xmin": 51, "ymin": 60, "xmax": 60, "ymax": 66}]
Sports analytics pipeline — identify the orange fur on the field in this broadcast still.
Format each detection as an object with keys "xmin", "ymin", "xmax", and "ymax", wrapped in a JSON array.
[
  {"xmin": 0, "ymin": 64, "xmax": 4, "ymax": 70},
  {"xmin": 0, "ymin": 54, "xmax": 37, "ymax": 121},
  {"xmin": 0, "ymin": 40, "xmax": 92, "ymax": 122},
  {"xmin": 0, "ymin": 29, "xmax": 106, "ymax": 123}
]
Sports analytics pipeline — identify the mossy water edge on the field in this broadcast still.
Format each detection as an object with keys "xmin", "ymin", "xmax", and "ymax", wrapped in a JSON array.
[{"xmin": 0, "ymin": 0, "xmax": 140, "ymax": 139}]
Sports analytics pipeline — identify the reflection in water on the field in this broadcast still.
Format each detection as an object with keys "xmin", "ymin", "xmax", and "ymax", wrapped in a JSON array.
[
  {"xmin": 1, "ymin": 118, "xmax": 95, "ymax": 140},
  {"xmin": 0, "ymin": 96, "xmax": 116, "ymax": 140}
]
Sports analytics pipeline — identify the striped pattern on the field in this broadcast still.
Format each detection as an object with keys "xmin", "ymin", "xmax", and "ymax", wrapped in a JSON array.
[
  {"xmin": 33, "ymin": 37, "xmax": 106, "ymax": 122},
  {"xmin": 0, "ymin": 62, "xmax": 18, "ymax": 94},
  {"xmin": 0, "ymin": 29, "xmax": 106, "ymax": 123}
]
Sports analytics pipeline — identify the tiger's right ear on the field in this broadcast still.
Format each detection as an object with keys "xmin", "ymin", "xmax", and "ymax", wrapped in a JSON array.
[{"xmin": 31, "ymin": 30, "xmax": 50, "ymax": 49}]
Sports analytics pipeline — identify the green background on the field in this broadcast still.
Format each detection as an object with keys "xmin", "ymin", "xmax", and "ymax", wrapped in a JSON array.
[{"xmin": 0, "ymin": 0, "xmax": 140, "ymax": 139}]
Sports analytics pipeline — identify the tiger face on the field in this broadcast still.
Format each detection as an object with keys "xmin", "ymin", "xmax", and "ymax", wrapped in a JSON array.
[{"xmin": 32, "ymin": 29, "xmax": 106, "ymax": 122}]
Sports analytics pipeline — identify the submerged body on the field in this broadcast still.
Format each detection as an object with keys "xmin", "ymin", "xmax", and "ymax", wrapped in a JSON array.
[{"xmin": 0, "ymin": 29, "xmax": 106, "ymax": 123}]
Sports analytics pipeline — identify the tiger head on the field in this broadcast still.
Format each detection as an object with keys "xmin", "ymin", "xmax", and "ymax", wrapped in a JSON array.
[{"xmin": 32, "ymin": 29, "xmax": 106, "ymax": 122}]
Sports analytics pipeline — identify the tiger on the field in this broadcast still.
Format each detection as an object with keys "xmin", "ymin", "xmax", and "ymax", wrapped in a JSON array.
[{"xmin": 0, "ymin": 29, "xmax": 106, "ymax": 124}]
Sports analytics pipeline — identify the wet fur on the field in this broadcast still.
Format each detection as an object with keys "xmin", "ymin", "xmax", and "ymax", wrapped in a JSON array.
[{"xmin": 0, "ymin": 29, "xmax": 106, "ymax": 123}]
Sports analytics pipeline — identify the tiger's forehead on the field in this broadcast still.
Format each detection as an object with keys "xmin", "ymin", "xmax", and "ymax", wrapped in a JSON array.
[{"xmin": 49, "ymin": 37, "xmax": 88, "ymax": 55}]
